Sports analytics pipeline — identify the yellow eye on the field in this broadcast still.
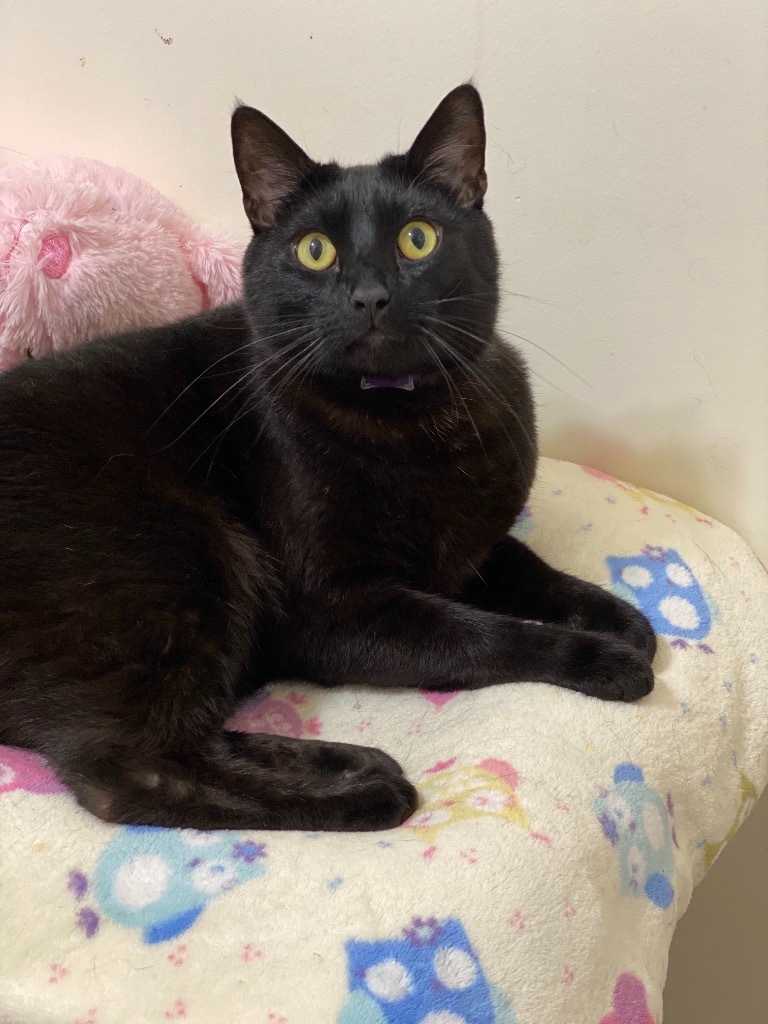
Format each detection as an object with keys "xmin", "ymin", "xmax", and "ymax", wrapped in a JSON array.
[
  {"xmin": 295, "ymin": 232, "xmax": 337, "ymax": 271},
  {"xmin": 397, "ymin": 220, "xmax": 439, "ymax": 261}
]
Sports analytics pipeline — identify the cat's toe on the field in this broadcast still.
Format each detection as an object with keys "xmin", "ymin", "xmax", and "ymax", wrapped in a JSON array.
[
  {"xmin": 626, "ymin": 611, "xmax": 657, "ymax": 661},
  {"xmin": 569, "ymin": 594, "xmax": 657, "ymax": 661},
  {"xmin": 311, "ymin": 740, "xmax": 405, "ymax": 780},
  {"xmin": 346, "ymin": 772, "xmax": 419, "ymax": 831},
  {"xmin": 566, "ymin": 634, "xmax": 655, "ymax": 703},
  {"xmin": 603, "ymin": 600, "xmax": 657, "ymax": 660},
  {"xmin": 307, "ymin": 741, "xmax": 417, "ymax": 831}
]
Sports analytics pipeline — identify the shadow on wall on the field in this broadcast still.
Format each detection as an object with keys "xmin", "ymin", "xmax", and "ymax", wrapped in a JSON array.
[{"xmin": 541, "ymin": 404, "xmax": 745, "ymax": 541}]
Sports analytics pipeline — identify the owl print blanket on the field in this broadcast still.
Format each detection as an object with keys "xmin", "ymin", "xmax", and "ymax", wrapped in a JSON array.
[{"xmin": 1, "ymin": 458, "xmax": 766, "ymax": 1024}]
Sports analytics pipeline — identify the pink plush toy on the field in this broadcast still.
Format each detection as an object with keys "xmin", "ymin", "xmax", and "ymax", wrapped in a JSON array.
[{"xmin": 0, "ymin": 156, "xmax": 245, "ymax": 371}]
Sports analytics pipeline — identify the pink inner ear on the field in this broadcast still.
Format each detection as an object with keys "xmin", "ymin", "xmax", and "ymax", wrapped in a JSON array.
[{"xmin": 39, "ymin": 234, "xmax": 72, "ymax": 279}]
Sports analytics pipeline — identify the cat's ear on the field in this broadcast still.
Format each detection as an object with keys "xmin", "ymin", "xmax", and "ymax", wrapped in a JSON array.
[
  {"xmin": 406, "ymin": 84, "xmax": 487, "ymax": 208},
  {"xmin": 231, "ymin": 105, "xmax": 316, "ymax": 230}
]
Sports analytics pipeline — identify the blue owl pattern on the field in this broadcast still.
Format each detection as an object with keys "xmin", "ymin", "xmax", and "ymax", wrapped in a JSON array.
[
  {"xmin": 337, "ymin": 917, "xmax": 517, "ymax": 1024},
  {"xmin": 90, "ymin": 825, "xmax": 267, "ymax": 943},
  {"xmin": 606, "ymin": 546, "xmax": 713, "ymax": 644},
  {"xmin": 510, "ymin": 505, "xmax": 534, "ymax": 541},
  {"xmin": 594, "ymin": 764, "xmax": 676, "ymax": 911}
]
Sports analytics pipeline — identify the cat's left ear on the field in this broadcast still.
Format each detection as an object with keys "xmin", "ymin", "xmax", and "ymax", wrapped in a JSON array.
[
  {"xmin": 406, "ymin": 84, "xmax": 487, "ymax": 208},
  {"xmin": 231, "ymin": 105, "xmax": 316, "ymax": 230}
]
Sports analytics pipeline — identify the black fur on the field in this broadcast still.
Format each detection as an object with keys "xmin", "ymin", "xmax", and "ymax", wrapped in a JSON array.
[{"xmin": 0, "ymin": 86, "xmax": 655, "ymax": 831}]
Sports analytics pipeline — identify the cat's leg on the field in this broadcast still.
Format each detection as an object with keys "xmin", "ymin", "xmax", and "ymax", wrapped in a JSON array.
[
  {"xmin": 46, "ymin": 590, "xmax": 417, "ymax": 830},
  {"xmin": 41, "ymin": 616, "xmax": 417, "ymax": 831},
  {"xmin": 8, "ymin": 514, "xmax": 415, "ymax": 832},
  {"xmin": 59, "ymin": 731, "xmax": 417, "ymax": 832},
  {"xmin": 457, "ymin": 536, "xmax": 656, "ymax": 659},
  {"xmin": 270, "ymin": 582, "xmax": 655, "ymax": 702}
]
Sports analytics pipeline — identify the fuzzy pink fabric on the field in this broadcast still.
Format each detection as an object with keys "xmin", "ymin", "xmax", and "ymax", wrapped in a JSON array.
[{"xmin": 0, "ymin": 156, "xmax": 245, "ymax": 370}]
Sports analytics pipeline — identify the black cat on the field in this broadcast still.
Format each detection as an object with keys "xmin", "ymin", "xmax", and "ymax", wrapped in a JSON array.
[{"xmin": 0, "ymin": 85, "xmax": 655, "ymax": 832}]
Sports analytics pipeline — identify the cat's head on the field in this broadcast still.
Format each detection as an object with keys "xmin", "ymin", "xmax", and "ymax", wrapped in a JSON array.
[{"xmin": 231, "ymin": 85, "xmax": 499, "ymax": 394}]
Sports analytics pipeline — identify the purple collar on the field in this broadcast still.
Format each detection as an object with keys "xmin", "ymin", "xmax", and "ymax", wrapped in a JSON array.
[{"xmin": 360, "ymin": 375, "xmax": 416, "ymax": 391}]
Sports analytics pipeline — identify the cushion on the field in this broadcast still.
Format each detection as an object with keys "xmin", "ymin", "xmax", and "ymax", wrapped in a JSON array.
[{"xmin": 1, "ymin": 457, "xmax": 766, "ymax": 1024}]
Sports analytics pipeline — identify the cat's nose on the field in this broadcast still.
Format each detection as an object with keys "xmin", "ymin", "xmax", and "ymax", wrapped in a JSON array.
[{"xmin": 350, "ymin": 282, "xmax": 390, "ymax": 323}]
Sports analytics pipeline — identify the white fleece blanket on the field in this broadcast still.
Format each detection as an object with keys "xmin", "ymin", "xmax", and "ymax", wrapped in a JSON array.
[{"xmin": 1, "ymin": 457, "xmax": 766, "ymax": 1024}]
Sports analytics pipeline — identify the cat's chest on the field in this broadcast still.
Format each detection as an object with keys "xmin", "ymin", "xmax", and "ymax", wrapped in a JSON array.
[{"xmin": 261, "ymin": 428, "xmax": 522, "ymax": 593}]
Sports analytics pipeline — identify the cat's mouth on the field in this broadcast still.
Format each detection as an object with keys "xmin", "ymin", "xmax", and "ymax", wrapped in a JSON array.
[
  {"xmin": 360, "ymin": 375, "xmax": 417, "ymax": 391},
  {"xmin": 342, "ymin": 330, "xmax": 439, "ymax": 390}
]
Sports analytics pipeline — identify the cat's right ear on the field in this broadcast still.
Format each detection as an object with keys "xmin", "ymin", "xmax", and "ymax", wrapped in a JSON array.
[{"xmin": 231, "ymin": 105, "xmax": 316, "ymax": 230}]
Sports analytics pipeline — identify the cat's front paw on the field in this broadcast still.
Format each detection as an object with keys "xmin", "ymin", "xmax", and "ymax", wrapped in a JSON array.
[
  {"xmin": 568, "ymin": 592, "xmax": 657, "ymax": 661},
  {"xmin": 564, "ymin": 633, "xmax": 655, "ymax": 703},
  {"xmin": 310, "ymin": 741, "xmax": 419, "ymax": 831},
  {"xmin": 343, "ymin": 771, "xmax": 420, "ymax": 832}
]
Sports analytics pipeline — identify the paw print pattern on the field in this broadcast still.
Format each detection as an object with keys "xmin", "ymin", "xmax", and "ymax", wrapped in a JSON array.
[
  {"xmin": 74, "ymin": 1008, "xmax": 98, "ymax": 1024},
  {"xmin": 599, "ymin": 972, "xmax": 654, "ymax": 1024},
  {"xmin": 337, "ymin": 917, "xmax": 517, "ymax": 1024},
  {"xmin": 164, "ymin": 998, "xmax": 187, "ymax": 1020},
  {"xmin": 595, "ymin": 764, "xmax": 675, "ymax": 910},
  {"xmin": 0, "ymin": 745, "xmax": 67, "ymax": 795},
  {"xmin": 226, "ymin": 690, "xmax": 321, "ymax": 737},
  {"xmin": 606, "ymin": 546, "xmax": 713, "ymax": 642},
  {"xmin": 93, "ymin": 826, "xmax": 267, "ymax": 944},
  {"xmin": 406, "ymin": 758, "xmax": 530, "ymax": 846},
  {"xmin": 48, "ymin": 962, "xmax": 69, "ymax": 984}
]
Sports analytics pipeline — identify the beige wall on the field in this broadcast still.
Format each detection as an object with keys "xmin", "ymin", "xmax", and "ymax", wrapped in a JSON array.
[
  {"xmin": 2, "ymin": 2, "xmax": 766, "ymax": 1018},
  {"xmin": 664, "ymin": 792, "xmax": 768, "ymax": 1023},
  {"xmin": 4, "ymin": 0, "xmax": 765, "ymax": 565}
]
